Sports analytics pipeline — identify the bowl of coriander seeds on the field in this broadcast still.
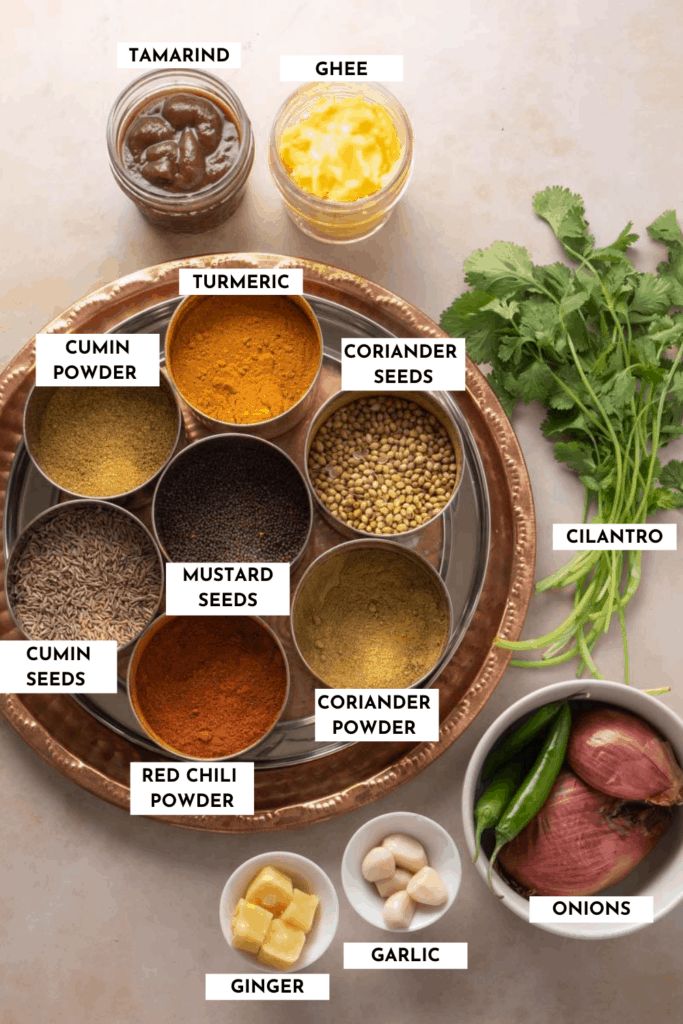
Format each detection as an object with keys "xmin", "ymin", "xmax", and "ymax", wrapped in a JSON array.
[{"xmin": 305, "ymin": 391, "xmax": 463, "ymax": 540}]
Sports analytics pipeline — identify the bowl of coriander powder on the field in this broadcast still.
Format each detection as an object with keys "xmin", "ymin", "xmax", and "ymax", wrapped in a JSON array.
[{"xmin": 291, "ymin": 539, "xmax": 453, "ymax": 690}]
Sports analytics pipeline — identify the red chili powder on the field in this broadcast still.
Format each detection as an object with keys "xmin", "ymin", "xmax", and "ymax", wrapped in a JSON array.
[{"xmin": 131, "ymin": 616, "xmax": 287, "ymax": 759}]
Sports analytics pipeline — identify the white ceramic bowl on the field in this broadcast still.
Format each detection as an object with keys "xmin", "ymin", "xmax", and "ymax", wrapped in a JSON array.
[
  {"xmin": 342, "ymin": 811, "xmax": 461, "ymax": 932},
  {"xmin": 462, "ymin": 680, "xmax": 683, "ymax": 940},
  {"xmin": 219, "ymin": 852, "xmax": 339, "ymax": 971}
]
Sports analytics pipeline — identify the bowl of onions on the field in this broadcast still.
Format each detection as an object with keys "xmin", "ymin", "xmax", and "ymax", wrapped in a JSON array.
[{"xmin": 462, "ymin": 680, "xmax": 683, "ymax": 939}]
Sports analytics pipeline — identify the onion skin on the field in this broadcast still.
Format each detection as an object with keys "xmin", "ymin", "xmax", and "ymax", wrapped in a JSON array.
[
  {"xmin": 568, "ymin": 707, "xmax": 683, "ymax": 806},
  {"xmin": 498, "ymin": 771, "xmax": 670, "ymax": 896}
]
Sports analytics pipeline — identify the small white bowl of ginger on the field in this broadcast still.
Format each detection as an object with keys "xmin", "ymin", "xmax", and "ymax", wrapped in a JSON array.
[{"xmin": 220, "ymin": 851, "xmax": 339, "ymax": 972}]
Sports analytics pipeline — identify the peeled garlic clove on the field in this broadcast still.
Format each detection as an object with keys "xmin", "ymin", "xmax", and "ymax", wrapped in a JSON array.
[
  {"xmin": 383, "ymin": 890, "xmax": 414, "ymax": 929},
  {"xmin": 376, "ymin": 868, "xmax": 413, "ymax": 898},
  {"xmin": 406, "ymin": 866, "xmax": 447, "ymax": 906},
  {"xmin": 382, "ymin": 833, "xmax": 428, "ymax": 873},
  {"xmin": 362, "ymin": 846, "xmax": 395, "ymax": 882}
]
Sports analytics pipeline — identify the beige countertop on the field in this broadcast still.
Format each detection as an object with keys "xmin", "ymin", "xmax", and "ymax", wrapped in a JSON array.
[{"xmin": 2, "ymin": 1, "xmax": 682, "ymax": 1021}]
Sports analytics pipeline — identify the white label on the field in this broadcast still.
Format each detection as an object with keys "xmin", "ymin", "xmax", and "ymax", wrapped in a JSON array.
[
  {"xmin": 343, "ymin": 943, "xmax": 467, "ymax": 970},
  {"xmin": 178, "ymin": 269, "xmax": 304, "ymax": 296},
  {"xmin": 117, "ymin": 42, "xmax": 241, "ymax": 69},
  {"xmin": 315, "ymin": 689, "xmax": 439, "ymax": 742},
  {"xmin": 529, "ymin": 896, "xmax": 654, "ymax": 924},
  {"xmin": 205, "ymin": 974, "xmax": 329, "ymax": 1001},
  {"xmin": 280, "ymin": 54, "xmax": 403, "ymax": 82},
  {"xmin": 165, "ymin": 563, "xmax": 290, "ymax": 616},
  {"xmin": 130, "ymin": 762, "xmax": 254, "ymax": 816},
  {"xmin": 35, "ymin": 334, "xmax": 160, "ymax": 387},
  {"xmin": 0, "ymin": 640, "xmax": 118, "ymax": 693},
  {"xmin": 341, "ymin": 338, "xmax": 465, "ymax": 391},
  {"xmin": 552, "ymin": 523, "xmax": 677, "ymax": 551}
]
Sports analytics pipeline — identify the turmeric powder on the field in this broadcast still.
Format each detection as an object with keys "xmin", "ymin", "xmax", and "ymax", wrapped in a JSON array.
[{"xmin": 167, "ymin": 295, "xmax": 321, "ymax": 424}]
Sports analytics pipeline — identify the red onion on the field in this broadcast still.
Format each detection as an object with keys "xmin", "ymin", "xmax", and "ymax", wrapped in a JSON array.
[
  {"xmin": 499, "ymin": 771, "xmax": 670, "ymax": 896},
  {"xmin": 568, "ymin": 707, "xmax": 683, "ymax": 806}
]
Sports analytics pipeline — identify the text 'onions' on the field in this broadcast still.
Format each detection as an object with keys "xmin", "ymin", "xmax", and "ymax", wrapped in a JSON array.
[
  {"xmin": 568, "ymin": 707, "xmax": 683, "ymax": 806},
  {"xmin": 498, "ymin": 771, "xmax": 671, "ymax": 897}
]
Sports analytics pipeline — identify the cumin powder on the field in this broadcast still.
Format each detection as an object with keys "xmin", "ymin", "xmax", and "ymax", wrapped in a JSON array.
[{"xmin": 28, "ymin": 386, "xmax": 178, "ymax": 497}]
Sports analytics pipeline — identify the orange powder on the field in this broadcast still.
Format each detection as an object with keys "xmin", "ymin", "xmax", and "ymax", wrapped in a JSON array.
[{"xmin": 167, "ymin": 295, "xmax": 321, "ymax": 424}]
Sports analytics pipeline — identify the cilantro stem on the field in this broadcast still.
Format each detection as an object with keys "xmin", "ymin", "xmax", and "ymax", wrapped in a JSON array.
[{"xmin": 444, "ymin": 190, "xmax": 683, "ymax": 679}]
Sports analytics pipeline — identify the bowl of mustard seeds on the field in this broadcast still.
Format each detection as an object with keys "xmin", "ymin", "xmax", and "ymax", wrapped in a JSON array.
[
  {"xmin": 152, "ymin": 432, "xmax": 313, "ymax": 566},
  {"xmin": 165, "ymin": 293, "xmax": 323, "ymax": 438},
  {"xmin": 291, "ymin": 539, "xmax": 453, "ymax": 690},
  {"xmin": 24, "ymin": 374, "xmax": 182, "ymax": 501}
]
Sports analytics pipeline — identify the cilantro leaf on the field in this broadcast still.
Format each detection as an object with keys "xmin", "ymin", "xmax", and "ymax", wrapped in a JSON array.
[
  {"xmin": 631, "ymin": 273, "xmax": 671, "ymax": 317},
  {"xmin": 464, "ymin": 242, "xmax": 536, "ymax": 297},
  {"xmin": 648, "ymin": 210, "xmax": 683, "ymax": 249},
  {"xmin": 440, "ymin": 290, "xmax": 502, "ymax": 363},
  {"xmin": 658, "ymin": 459, "xmax": 683, "ymax": 489},
  {"xmin": 533, "ymin": 187, "xmax": 595, "ymax": 257}
]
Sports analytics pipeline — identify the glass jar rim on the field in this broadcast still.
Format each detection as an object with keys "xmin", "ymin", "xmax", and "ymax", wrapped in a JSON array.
[
  {"xmin": 107, "ymin": 68, "xmax": 254, "ymax": 209},
  {"xmin": 269, "ymin": 81, "xmax": 414, "ymax": 211}
]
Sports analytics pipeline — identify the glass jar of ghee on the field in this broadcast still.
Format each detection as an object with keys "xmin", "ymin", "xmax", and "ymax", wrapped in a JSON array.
[
  {"xmin": 107, "ymin": 70, "xmax": 254, "ymax": 233},
  {"xmin": 269, "ymin": 83, "xmax": 414, "ymax": 244}
]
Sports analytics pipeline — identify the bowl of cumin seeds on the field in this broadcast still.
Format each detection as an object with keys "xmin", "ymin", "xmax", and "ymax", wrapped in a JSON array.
[{"xmin": 6, "ymin": 500, "xmax": 164, "ymax": 651}]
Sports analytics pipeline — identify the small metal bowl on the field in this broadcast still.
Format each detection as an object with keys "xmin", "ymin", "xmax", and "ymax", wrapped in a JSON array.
[
  {"xmin": 304, "ymin": 390, "xmax": 464, "ymax": 541},
  {"xmin": 127, "ymin": 613, "xmax": 291, "ymax": 761},
  {"xmin": 23, "ymin": 371, "xmax": 183, "ymax": 503},
  {"xmin": 151, "ymin": 432, "xmax": 314, "ymax": 570},
  {"xmin": 291, "ymin": 538, "xmax": 453, "ymax": 690},
  {"xmin": 6, "ymin": 499, "xmax": 165, "ymax": 654},
  {"xmin": 165, "ymin": 293, "xmax": 324, "ymax": 438}
]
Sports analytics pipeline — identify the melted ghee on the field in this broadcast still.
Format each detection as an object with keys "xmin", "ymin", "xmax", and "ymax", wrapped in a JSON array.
[{"xmin": 278, "ymin": 96, "xmax": 402, "ymax": 203}]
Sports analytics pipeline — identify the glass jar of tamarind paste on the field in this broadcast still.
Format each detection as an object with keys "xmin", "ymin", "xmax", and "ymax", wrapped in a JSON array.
[{"xmin": 107, "ymin": 70, "xmax": 254, "ymax": 232}]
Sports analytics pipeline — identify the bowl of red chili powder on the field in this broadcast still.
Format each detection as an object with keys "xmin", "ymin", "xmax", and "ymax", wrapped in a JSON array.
[{"xmin": 128, "ymin": 614, "xmax": 290, "ymax": 760}]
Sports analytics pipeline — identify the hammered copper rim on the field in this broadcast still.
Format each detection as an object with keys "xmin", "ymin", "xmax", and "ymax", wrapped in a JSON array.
[{"xmin": 0, "ymin": 253, "xmax": 536, "ymax": 833}]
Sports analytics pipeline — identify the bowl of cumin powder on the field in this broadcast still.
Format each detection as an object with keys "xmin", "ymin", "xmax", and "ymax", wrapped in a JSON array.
[
  {"xmin": 165, "ymin": 293, "xmax": 323, "ymax": 437},
  {"xmin": 23, "ymin": 373, "xmax": 182, "ymax": 501}
]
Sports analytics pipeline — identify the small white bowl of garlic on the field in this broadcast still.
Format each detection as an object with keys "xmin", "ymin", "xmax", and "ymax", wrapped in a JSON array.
[{"xmin": 341, "ymin": 811, "xmax": 461, "ymax": 932}]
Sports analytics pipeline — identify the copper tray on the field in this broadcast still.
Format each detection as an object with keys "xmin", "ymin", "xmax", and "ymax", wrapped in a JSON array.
[{"xmin": 0, "ymin": 254, "xmax": 536, "ymax": 831}]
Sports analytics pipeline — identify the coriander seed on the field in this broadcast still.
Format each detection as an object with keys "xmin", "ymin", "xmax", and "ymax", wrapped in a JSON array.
[{"xmin": 307, "ymin": 395, "xmax": 459, "ymax": 536}]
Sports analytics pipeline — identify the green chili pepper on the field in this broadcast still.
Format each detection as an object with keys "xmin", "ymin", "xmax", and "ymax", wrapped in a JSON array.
[
  {"xmin": 482, "ymin": 700, "xmax": 564, "ymax": 780},
  {"xmin": 487, "ymin": 702, "xmax": 572, "ymax": 890},
  {"xmin": 473, "ymin": 760, "xmax": 523, "ymax": 863}
]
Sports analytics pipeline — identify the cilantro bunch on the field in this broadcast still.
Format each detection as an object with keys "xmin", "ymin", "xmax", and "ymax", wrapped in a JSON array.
[{"xmin": 441, "ymin": 187, "xmax": 683, "ymax": 681}]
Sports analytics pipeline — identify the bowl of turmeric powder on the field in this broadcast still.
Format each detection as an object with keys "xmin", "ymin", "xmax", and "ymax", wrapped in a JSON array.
[{"xmin": 165, "ymin": 293, "xmax": 323, "ymax": 438}]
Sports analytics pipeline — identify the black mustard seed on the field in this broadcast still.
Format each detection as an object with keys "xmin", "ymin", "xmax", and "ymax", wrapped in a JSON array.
[{"xmin": 154, "ymin": 437, "xmax": 311, "ymax": 562}]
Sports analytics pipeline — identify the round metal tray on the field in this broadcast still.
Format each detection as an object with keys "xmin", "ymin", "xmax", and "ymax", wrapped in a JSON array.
[
  {"xmin": 4, "ymin": 294, "xmax": 489, "ymax": 768},
  {"xmin": 0, "ymin": 253, "xmax": 536, "ymax": 830}
]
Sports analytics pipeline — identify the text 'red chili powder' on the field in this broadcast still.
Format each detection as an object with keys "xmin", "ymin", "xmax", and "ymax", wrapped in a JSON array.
[{"xmin": 130, "ymin": 616, "xmax": 288, "ymax": 759}]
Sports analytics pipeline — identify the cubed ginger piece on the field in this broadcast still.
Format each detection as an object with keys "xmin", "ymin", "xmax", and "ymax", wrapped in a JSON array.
[
  {"xmin": 280, "ymin": 888, "xmax": 319, "ymax": 934},
  {"xmin": 231, "ymin": 898, "xmax": 273, "ymax": 954},
  {"xmin": 257, "ymin": 919, "xmax": 306, "ymax": 971},
  {"xmin": 245, "ymin": 866, "xmax": 293, "ymax": 916}
]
